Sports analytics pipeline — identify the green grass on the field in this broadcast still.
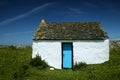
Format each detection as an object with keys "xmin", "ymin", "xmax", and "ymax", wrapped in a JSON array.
[{"xmin": 0, "ymin": 46, "xmax": 120, "ymax": 80}]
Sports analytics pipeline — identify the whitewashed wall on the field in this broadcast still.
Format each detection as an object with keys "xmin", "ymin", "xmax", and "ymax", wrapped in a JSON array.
[
  {"xmin": 32, "ymin": 41, "xmax": 62, "ymax": 69},
  {"xmin": 73, "ymin": 39, "xmax": 109, "ymax": 64},
  {"xmin": 32, "ymin": 39, "xmax": 109, "ymax": 69}
]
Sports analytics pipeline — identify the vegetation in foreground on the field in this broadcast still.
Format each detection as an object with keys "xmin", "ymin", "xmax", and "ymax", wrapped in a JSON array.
[{"xmin": 0, "ymin": 45, "xmax": 120, "ymax": 80}]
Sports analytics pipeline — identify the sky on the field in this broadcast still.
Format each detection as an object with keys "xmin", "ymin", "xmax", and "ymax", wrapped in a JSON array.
[{"xmin": 0, "ymin": 0, "xmax": 120, "ymax": 45}]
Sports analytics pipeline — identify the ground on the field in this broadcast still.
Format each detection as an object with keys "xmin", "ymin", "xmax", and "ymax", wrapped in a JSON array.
[{"xmin": 0, "ymin": 45, "xmax": 120, "ymax": 80}]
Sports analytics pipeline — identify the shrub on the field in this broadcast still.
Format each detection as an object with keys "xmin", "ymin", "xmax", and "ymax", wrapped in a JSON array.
[
  {"xmin": 72, "ymin": 62, "xmax": 87, "ymax": 71},
  {"xmin": 30, "ymin": 55, "xmax": 48, "ymax": 69},
  {"xmin": 8, "ymin": 45, "xmax": 17, "ymax": 50}
]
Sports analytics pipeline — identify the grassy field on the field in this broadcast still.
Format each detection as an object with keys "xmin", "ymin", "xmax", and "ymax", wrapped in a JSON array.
[{"xmin": 0, "ymin": 46, "xmax": 120, "ymax": 80}]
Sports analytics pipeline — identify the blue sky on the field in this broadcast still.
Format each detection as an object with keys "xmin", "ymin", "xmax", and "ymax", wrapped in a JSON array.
[{"xmin": 0, "ymin": 0, "xmax": 120, "ymax": 45}]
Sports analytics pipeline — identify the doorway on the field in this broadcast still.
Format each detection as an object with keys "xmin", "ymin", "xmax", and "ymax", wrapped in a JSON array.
[{"xmin": 62, "ymin": 43, "xmax": 73, "ymax": 68}]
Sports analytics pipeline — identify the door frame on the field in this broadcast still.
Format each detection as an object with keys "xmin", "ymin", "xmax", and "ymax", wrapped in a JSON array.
[{"xmin": 61, "ymin": 42, "xmax": 73, "ymax": 69}]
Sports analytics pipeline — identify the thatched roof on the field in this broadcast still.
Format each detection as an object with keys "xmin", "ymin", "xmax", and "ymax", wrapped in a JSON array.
[{"xmin": 33, "ymin": 19, "xmax": 108, "ymax": 40}]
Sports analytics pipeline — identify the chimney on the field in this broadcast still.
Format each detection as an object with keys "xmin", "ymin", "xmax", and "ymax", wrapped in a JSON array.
[
  {"xmin": 36, "ymin": 19, "xmax": 46, "ymax": 32},
  {"xmin": 40, "ymin": 19, "xmax": 46, "ymax": 26}
]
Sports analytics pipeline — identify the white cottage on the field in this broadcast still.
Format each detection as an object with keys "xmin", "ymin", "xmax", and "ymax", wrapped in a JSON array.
[{"xmin": 32, "ymin": 19, "xmax": 109, "ymax": 69}]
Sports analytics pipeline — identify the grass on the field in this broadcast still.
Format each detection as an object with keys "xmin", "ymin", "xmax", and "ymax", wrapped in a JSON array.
[{"xmin": 0, "ymin": 46, "xmax": 120, "ymax": 80}]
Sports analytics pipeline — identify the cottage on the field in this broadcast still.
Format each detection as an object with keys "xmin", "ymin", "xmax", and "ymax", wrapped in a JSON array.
[{"xmin": 32, "ymin": 19, "xmax": 109, "ymax": 69}]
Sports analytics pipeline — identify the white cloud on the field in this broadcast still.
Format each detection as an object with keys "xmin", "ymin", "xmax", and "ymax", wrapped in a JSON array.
[
  {"xmin": 69, "ymin": 8, "xmax": 84, "ymax": 14},
  {"xmin": 3, "ymin": 31, "xmax": 34, "ymax": 36},
  {"xmin": 0, "ymin": 3, "xmax": 54, "ymax": 26},
  {"xmin": 83, "ymin": 1, "xmax": 95, "ymax": 7}
]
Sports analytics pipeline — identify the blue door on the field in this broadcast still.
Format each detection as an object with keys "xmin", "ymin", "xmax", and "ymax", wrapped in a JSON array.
[{"xmin": 62, "ymin": 43, "xmax": 73, "ymax": 68}]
